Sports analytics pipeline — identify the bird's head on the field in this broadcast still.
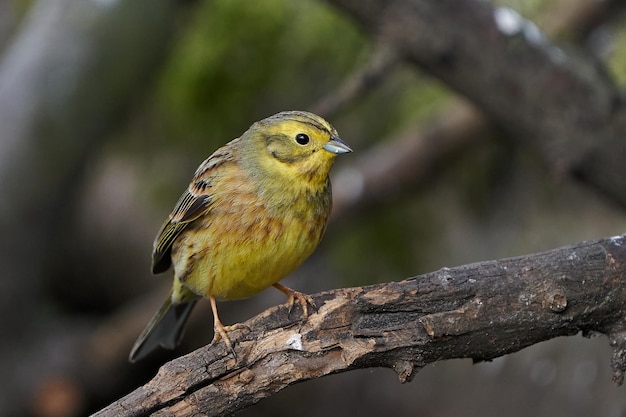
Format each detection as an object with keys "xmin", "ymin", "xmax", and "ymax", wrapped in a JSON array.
[{"xmin": 246, "ymin": 111, "xmax": 351, "ymax": 185}]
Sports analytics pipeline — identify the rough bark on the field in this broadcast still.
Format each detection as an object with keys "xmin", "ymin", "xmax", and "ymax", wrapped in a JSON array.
[{"xmin": 94, "ymin": 234, "xmax": 626, "ymax": 416}]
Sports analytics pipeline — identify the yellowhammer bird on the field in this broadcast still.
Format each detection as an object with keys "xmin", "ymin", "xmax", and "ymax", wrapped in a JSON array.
[{"xmin": 129, "ymin": 110, "xmax": 351, "ymax": 362}]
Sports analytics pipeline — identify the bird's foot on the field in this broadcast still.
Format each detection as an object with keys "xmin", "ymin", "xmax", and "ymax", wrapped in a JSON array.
[{"xmin": 273, "ymin": 283, "xmax": 316, "ymax": 318}]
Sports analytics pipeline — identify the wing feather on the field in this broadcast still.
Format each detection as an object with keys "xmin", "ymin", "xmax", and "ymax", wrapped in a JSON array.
[
  {"xmin": 150, "ymin": 147, "xmax": 233, "ymax": 274},
  {"xmin": 151, "ymin": 189, "xmax": 214, "ymax": 274}
]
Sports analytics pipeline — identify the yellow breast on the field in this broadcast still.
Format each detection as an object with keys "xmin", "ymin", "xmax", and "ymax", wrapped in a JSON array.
[{"xmin": 170, "ymin": 180, "xmax": 330, "ymax": 300}]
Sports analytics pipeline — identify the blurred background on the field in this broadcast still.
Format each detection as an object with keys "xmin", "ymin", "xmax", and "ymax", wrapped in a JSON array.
[{"xmin": 1, "ymin": 0, "xmax": 626, "ymax": 416}]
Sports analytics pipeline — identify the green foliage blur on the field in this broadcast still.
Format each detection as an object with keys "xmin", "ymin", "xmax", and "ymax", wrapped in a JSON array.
[
  {"xmin": 156, "ymin": 0, "xmax": 365, "ymax": 147},
  {"xmin": 607, "ymin": 15, "xmax": 626, "ymax": 83}
]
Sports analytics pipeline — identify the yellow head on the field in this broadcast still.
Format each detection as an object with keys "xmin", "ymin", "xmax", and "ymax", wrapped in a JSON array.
[{"xmin": 241, "ymin": 111, "xmax": 352, "ymax": 187}]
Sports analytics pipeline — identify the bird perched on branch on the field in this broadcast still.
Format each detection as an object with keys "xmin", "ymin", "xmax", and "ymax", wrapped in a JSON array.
[{"xmin": 130, "ymin": 111, "xmax": 352, "ymax": 362}]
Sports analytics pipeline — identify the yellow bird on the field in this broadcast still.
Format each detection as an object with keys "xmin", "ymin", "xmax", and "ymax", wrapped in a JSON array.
[{"xmin": 129, "ymin": 111, "xmax": 351, "ymax": 362}]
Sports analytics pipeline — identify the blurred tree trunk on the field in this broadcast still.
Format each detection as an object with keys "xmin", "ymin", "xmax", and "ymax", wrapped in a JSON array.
[
  {"xmin": 0, "ymin": 0, "xmax": 18, "ymax": 53},
  {"xmin": 325, "ymin": 0, "xmax": 626, "ymax": 208},
  {"xmin": 0, "ymin": 0, "xmax": 193, "ymax": 415}
]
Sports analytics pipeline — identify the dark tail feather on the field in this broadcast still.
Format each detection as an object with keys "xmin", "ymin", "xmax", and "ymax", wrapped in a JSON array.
[{"xmin": 129, "ymin": 294, "xmax": 197, "ymax": 363}]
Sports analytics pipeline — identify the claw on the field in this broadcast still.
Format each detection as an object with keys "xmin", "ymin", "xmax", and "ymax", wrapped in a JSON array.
[
  {"xmin": 209, "ymin": 296, "xmax": 249, "ymax": 359},
  {"xmin": 273, "ymin": 283, "xmax": 316, "ymax": 318}
]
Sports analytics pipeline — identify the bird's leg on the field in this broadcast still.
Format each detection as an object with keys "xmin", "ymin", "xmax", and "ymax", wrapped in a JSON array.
[
  {"xmin": 209, "ymin": 296, "xmax": 248, "ymax": 357},
  {"xmin": 272, "ymin": 283, "xmax": 316, "ymax": 318}
]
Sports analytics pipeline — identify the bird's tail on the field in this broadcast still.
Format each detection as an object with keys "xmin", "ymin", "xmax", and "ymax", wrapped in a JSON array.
[{"xmin": 129, "ymin": 288, "xmax": 197, "ymax": 363}]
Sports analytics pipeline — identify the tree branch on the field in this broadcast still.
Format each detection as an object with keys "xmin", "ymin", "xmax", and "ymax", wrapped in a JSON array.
[
  {"xmin": 311, "ymin": 37, "xmax": 400, "ymax": 118},
  {"xmin": 330, "ymin": 100, "xmax": 491, "ymax": 221},
  {"xmin": 324, "ymin": 0, "xmax": 626, "ymax": 208},
  {"xmin": 94, "ymin": 234, "xmax": 626, "ymax": 416},
  {"xmin": 324, "ymin": 0, "xmax": 621, "ymax": 221}
]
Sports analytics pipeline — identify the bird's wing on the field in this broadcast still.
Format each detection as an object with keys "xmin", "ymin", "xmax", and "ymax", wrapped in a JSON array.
[
  {"xmin": 151, "ymin": 187, "xmax": 214, "ymax": 274},
  {"xmin": 150, "ymin": 146, "xmax": 234, "ymax": 274}
]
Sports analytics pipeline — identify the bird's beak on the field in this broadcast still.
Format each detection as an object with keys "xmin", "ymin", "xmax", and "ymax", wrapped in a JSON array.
[{"xmin": 323, "ymin": 136, "xmax": 352, "ymax": 154}]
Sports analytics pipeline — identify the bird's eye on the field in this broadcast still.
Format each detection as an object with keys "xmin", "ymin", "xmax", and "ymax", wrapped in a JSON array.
[{"xmin": 295, "ymin": 133, "xmax": 310, "ymax": 145}]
